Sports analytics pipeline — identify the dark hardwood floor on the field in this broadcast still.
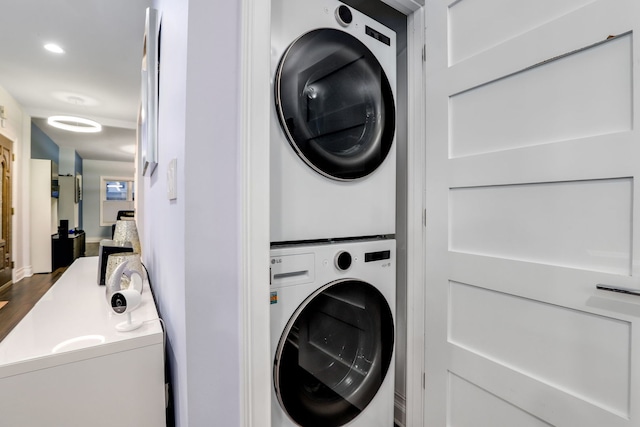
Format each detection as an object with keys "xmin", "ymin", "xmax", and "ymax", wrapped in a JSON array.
[{"xmin": 0, "ymin": 267, "xmax": 67, "ymax": 342}]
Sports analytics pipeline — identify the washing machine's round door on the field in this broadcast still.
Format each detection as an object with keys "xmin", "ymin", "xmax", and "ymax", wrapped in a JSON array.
[
  {"xmin": 275, "ymin": 28, "xmax": 396, "ymax": 181},
  {"xmin": 274, "ymin": 280, "xmax": 394, "ymax": 427}
]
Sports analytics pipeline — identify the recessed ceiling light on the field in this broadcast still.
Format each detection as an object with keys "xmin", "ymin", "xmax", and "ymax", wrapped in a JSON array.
[
  {"xmin": 67, "ymin": 96, "xmax": 85, "ymax": 105},
  {"xmin": 47, "ymin": 116, "xmax": 102, "ymax": 133},
  {"xmin": 44, "ymin": 43, "xmax": 65, "ymax": 54},
  {"xmin": 52, "ymin": 92, "xmax": 99, "ymax": 107}
]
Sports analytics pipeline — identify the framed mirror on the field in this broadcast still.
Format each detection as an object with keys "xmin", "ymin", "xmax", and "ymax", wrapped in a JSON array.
[{"xmin": 140, "ymin": 7, "xmax": 160, "ymax": 177}]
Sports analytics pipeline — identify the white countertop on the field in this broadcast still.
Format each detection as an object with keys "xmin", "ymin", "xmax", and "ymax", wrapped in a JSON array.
[{"xmin": 0, "ymin": 256, "xmax": 163, "ymax": 378}]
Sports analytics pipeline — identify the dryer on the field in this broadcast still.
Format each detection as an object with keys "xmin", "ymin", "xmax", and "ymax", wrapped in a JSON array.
[
  {"xmin": 270, "ymin": 239, "xmax": 395, "ymax": 427},
  {"xmin": 270, "ymin": 0, "xmax": 397, "ymax": 243}
]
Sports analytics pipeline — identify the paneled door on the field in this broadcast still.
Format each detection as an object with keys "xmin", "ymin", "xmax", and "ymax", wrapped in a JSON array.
[
  {"xmin": 424, "ymin": 0, "xmax": 640, "ymax": 425},
  {"xmin": 0, "ymin": 134, "xmax": 11, "ymax": 288}
]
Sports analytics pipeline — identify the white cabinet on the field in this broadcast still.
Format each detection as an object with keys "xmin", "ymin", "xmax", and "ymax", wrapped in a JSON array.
[
  {"xmin": 58, "ymin": 175, "xmax": 79, "ymax": 229},
  {"xmin": 0, "ymin": 257, "xmax": 166, "ymax": 426},
  {"xmin": 30, "ymin": 159, "xmax": 58, "ymax": 273}
]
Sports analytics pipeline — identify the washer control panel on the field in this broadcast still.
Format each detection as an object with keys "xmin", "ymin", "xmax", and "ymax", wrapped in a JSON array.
[
  {"xmin": 364, "ymin": 250, "xmax": 391, "ymax": 263},
  {"xmin": 270, "ymin": 252, "xmax": 315, "ymax": 288}
]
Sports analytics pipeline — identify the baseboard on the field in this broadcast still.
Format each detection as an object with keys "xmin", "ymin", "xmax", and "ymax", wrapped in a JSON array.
[
  {"xmin": 86, "ymin": 237, "xmax": 104, "ymax": 244},
  {"xmin": 13, "ymin": 265, "xmax": 32, "ymax": 283},
  {"xmin": 0, "ymin": 281, "xmax": 10, "ymax": 293},
  {"xmin": 395, "ymin": 390, "xmax": 406, "ymax": 427}
]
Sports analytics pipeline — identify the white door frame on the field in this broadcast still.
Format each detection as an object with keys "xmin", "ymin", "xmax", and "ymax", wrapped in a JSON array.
[
  {"xmin": 403, "ymin": 6, "xmax": 427, "ymax": 427},
  {"xmin": 240, "ymin": 0, "xmax": 274, "ymax": 425},
  {"xmin": 240, "ymin": 0, "xmax": 427, "ymax": 425}
]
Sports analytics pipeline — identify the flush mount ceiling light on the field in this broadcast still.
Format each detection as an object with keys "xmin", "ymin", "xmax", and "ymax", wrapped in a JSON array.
[
  {"xmin": 44, "ymin": 43, "xmax": 64, "ymax": 54},
  {"xmin": 47, "ymin": 116, "xmax": 102, "ymax": 133}
]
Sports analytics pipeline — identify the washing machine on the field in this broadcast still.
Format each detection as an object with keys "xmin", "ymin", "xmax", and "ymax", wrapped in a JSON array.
[
  {"xmin": 270, "ymin": 239, "xmax": 395, "ymax": 427},
  {"xmin": 270, "ymin": 0, "xmax": 397, "ymax": 243}
]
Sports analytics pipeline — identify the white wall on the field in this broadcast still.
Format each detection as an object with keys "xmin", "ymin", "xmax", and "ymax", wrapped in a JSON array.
[
  {"xmin": 82, "ymin": 159, "xmax": 135, "ymax": 240},
  {"xmin": 58, "ymin": 147, "xmax": 78, "ymax": 176},
  {"xmin": 0, "ymin": 85, "xmax": 32, "ymax": 281},
  {"xmin": 182, "ymin": 1, "xmax": 243, "ymax": 423},
  {"xmin": 142, "ymin": 0, "xmax": 188, "ymax": 425},
  {"xmin": 142, "ymin": 0, "xmax": 245, "ymax": 425}
]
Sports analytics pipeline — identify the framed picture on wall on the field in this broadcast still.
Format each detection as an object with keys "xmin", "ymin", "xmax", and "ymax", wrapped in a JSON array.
[
  {"xmin": 140, "ymin": 7, "xmax": 160, "ymax": 177},
  {"xmin": 75, "ymin": 174, "xmax": 82, "ymax": 202}
]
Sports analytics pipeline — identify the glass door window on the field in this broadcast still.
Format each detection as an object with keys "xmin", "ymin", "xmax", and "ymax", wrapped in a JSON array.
[
  {"xmin": 274, "ymin": 280, "xmax": 394, "ymax": 426},
  {"xmin": 275, "ymin": 29, "xmax": 395, "ymax": 181}
]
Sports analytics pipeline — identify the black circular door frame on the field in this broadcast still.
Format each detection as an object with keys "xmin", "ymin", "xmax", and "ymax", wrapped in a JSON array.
[
  {"xmin": 275, "ymin": 28, "xmax": 396, "ymax": 181},
  {"xmin": 273, "ymin": 279, "xmax": 394, "ymax": 427}
]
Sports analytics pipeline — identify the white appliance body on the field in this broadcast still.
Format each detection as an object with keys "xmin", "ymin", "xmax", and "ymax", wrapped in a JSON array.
[
  {"xmin": 271, "ymin": 0, "xmax": 397, "ymax": 243},
  {"xmin": 270, "ymin": 239, "xmax": 396, "ymax": 427}
]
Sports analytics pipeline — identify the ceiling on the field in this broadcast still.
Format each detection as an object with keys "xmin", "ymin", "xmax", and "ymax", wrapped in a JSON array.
[{"xmin": 0, "ymin": 0, "xmax": 152, "ymax": 162}]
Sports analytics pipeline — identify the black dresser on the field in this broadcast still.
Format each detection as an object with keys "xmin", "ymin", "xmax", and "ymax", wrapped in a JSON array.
[{"xmin": 52, "ymin": 231, "xmax": 86, "ymax": 269}]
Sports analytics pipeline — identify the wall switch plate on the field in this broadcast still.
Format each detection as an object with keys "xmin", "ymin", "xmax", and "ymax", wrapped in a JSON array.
[{"xmin": 167, "ymin": 158, "xmax": 177, "ymax": 200}]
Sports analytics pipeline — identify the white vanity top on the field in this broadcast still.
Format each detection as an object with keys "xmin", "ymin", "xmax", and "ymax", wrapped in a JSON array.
[{"xmin": 0, "ymin": 256, "xmax": 163, "ymax": 378}]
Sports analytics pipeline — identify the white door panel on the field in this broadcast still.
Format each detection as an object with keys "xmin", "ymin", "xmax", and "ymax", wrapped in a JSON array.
[
  {"xmin": 447, "ymin": 0, "xmax": 636, "ymax": 92},
  {"xmin": 448, "ymin": 373, "xmax": 553, "ymax": 427},
  {"xmin": 447, "ymin": 0, "xmax": 598, "ymax": 66},
  {"xmin": 449, "ymin": 179, "xmax": 633, "ymax": 275},
  {"xmin": 450, "ymin": 34, "xmax": 632, "ymax": 158},
  {"xmin": 425, "ymin": 0, "xmax": 640, "ymax": 425}
]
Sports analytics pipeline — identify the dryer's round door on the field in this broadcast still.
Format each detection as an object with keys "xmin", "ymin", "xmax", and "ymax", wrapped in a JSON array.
[
  {"xmin": 274, "ymin": 280, "xmax": 394, "ymax": 427},
  {"xmin": 275, "ymin": 28, "xmax": 396, "ymax": 181}
]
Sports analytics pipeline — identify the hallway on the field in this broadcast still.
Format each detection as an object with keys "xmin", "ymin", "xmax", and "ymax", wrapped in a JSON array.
[{"xmin": 0, "ymin": 268, "xmax": 66, "ymax": 342}]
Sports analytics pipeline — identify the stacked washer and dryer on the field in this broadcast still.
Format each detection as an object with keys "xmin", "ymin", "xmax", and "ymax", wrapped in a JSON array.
[{"xmin": 270, "ymin": 0, "xmax": 397, "ymax": 426}]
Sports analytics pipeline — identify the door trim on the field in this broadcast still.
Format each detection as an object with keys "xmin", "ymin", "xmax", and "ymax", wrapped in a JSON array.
[
  {"xmin": 240, "ymin": 0, "xmax": 272, "ymax": 425},
  {"xmin": 403, "ymin": 6, "xmax": 426, "ymax": 427}
]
